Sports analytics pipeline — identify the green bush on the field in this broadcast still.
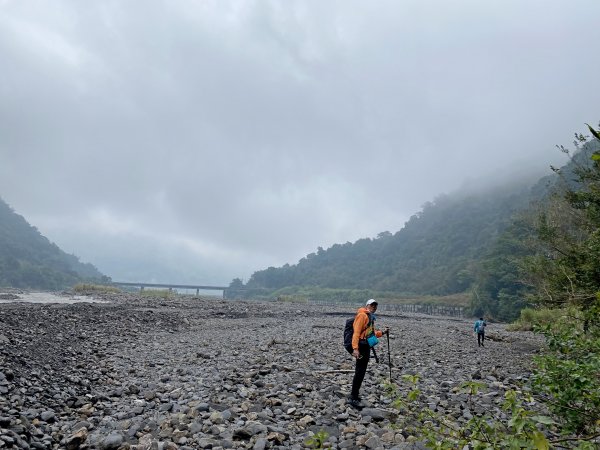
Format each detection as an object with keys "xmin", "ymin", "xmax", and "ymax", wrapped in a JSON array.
[
  {"xmin": 508, "ymin": 307, "xmax": 565, "ymax": 331},
  {"xmin": 388, "ymin": 302, "xmax": 600, "ymax": 448},
  {"xmin": 73, "ymin": 283, "xmax": 121, "ymax": 294},
  {"xmin": 304, "ymin": 430, "xmax": 329, "ymax": 449},
  {"xmin": 139, "ymin": 289, "xmax": 177, "ymax": 299},
  {"xmin": 532, "ymin": 305, "xmax": 600, "ymax": 436},
  {"xmin": 386, "ymin": 375, "xmax": 557, "ymax": 449}
]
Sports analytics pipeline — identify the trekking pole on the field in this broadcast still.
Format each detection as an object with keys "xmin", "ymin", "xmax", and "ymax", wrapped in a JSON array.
[{"xmin": 386, "ymin": 329, "xmax": 392, "ymax": 382}]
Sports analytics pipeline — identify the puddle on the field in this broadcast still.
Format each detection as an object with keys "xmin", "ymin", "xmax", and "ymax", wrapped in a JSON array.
[{"xmin": 0, "ymin": 292, "xmax": 108, "ymax": 304}]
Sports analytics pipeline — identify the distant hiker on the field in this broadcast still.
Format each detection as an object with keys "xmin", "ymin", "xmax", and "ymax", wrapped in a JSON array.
[
  {"xmin": 345, "ymin": 299, "xmax": 388, "ymax": 409},
  {"xmin": 474, "ymin": 317, "xmax": 487, "ymax": 347}
]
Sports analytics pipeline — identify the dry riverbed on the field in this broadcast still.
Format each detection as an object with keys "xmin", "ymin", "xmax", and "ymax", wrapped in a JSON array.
[{"xmin": 0, "ymin": 291, "xmax": 543, "ymax": 449}]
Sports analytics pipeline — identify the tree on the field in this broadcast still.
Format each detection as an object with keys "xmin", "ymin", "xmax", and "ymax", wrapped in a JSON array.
[
  {"xmin": 525, "ymin": 123, "xmax": 600, "ymax": 439},
  {"xmin": 392, "ymin": 124, "xmax": 600, "ymax": 448},
  {"xmin": 524, "ymin": 124, "xmax": 600, "ymax": 320}
]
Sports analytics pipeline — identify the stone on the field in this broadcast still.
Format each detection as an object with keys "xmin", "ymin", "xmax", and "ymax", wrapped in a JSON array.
[
  {"xmin": 0, "ymin": 293, "xmax": 543, "ymax": 450},
  {"xmin": 360, "ymin": 408, "xmax": 394, "ymax": 421},
  {"xmin": 40, "ymin": 411, "xmax": 55, "ymax": 422},
  {"xmin": 253, "ymin": 437, "xmax": 267, "ymax": 450},
  {"xmin": 100, "ymin": 432, "xmax": 123, "ymax": 450},
  {"xmin": 65, "ymin": 428, "xmax": 88, "ymax": 450}
]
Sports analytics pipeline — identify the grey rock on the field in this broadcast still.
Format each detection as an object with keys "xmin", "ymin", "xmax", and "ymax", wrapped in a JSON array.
[
  {"xmin": 100, "ymin": 432, "xmax": 123, "ymax": 450},
  {"xmin": 365, "ymin": 435, "xmax": 382, "ymax": 448},
  {"xmin": 0, "ymin": 417, "xmax": 11, "ymax": 427},
  {"xmin": 198, "ymin": 437, "xmax": 218, "ymax": 448},
  {"xmin": 253, "ymin": 437, "xmax": 267, "ymax": 450},
  {"xmin": 245, "ymin": 421, "xmax": 268, "ymax": 436},
  {"xmin": 360, "ymin": 408, "xmax": 395, "ymax": 421},
  {"xmin": 40, "ymin": 411, "xmax": 55, "ymax": 422}
]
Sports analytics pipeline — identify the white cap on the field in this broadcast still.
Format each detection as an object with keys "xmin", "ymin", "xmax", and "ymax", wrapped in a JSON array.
[{"xmin": 366, "ymin": 299, "xmax": 378, "ymax": 306}]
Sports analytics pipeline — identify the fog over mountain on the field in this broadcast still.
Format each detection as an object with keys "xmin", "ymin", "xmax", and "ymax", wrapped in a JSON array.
[{"xmin": 1, "ymin": 1, "xmax": 599, "ymax": 285}]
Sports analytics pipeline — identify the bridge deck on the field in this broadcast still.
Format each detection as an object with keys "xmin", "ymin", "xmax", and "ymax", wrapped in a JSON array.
[{"xmin": 113, "ymin": 281, "xmax": 229, "ymax": 297}]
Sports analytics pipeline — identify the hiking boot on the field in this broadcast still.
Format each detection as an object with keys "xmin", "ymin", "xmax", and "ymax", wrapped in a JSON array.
[{"xmin": 347, "ymin": 397, "xmax": 363, "ymax": 410}]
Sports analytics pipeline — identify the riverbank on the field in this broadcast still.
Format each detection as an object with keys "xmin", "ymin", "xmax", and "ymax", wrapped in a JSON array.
[{"xmin": 0, "ymin": 292, "xmax": 543, "ymax": 449}]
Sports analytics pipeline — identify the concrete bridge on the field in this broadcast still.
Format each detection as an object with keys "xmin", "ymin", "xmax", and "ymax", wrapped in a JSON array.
[{"xmin": 112, "ymin": 281, "xmax": 229, "ymax": 297}]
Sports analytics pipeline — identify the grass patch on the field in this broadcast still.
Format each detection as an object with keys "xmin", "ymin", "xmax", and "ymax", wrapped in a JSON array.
[
  {"xmin": 139, "ymin": 289, "xmax": 177, "ymax": 299},
  {"xmin": 508, "ymin": 307, "xmax": 567, "ymax": 331},
  {"xmin": 383, "ymin": 293, "xmax": 470, "ymax": 307},
  {"xmin": 266, "ymin": 287, "xmax": 469, "ymax": 307},
  {"xmin": 73, "ymin": 283, "xmax": 121, "ymax": 294}
]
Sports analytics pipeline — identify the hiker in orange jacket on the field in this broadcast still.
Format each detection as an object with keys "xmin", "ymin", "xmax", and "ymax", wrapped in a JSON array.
[{"xmin": 347, "ymin": 299, "xmax": 388, "ymax": 409}]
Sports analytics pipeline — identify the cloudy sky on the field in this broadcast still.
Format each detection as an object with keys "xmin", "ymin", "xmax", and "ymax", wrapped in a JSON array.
[{"xmin": 1, "ymin": 1, "xmax": 599, "ymax": 285}]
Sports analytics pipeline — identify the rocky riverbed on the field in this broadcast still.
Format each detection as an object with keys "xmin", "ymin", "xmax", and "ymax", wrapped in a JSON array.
[{"xmin": 0, "ymin": 291, "xmax": 544, "ymax": 449}]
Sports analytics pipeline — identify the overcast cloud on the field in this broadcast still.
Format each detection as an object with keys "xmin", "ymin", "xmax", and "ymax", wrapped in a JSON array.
[{"xmin": 1, "ymin": 0, "xmax": 599, "ymax": 285}]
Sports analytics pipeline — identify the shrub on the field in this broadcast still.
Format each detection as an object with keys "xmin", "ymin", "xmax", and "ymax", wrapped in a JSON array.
[
  {"xmin": 508, "ymin": 307, "xmax": 565, "ymax": 331},
  {"xmin": 73, "ymin": 283, "xmax": 121, "ymax": 294},
  {"xmin": 139, "ymin": 289, "xmax": 177, "ymax": 299}
]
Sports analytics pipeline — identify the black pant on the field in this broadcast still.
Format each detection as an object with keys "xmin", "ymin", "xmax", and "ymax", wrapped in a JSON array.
[
  {"xmin": 478, "ymin": 332, "xmax": 485, "ymax": 346},
  {"xmin": 346, "ymin": 343, "xmax": 371, "ymax": 399}
]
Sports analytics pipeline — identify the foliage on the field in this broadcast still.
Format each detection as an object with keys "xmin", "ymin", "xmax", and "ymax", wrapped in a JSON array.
[
  {"xmin": 532, "ymin": 305, "xmax": 600, "ymax": 436},
  {"xmin": 387, "ymin": 374, "xmax": 600, "ymax": 449},
  {"xmin": 470, "ymin": 126, "xmax": 600, "ymax": 321},
  {"xmin": 304, "ymin": 430, "xmax": 329, "ymax": 449},
  {"xmin": 234, "ymin": 166, "xmax": 564, "ymax": 320},
  {"xmin": 386, "ymin": 124, "xmax": 600, "ymax": 449},
  {"xmin": 507, "ymin": 307, "xmax": 566, "ymax": 331},
  {"xmin": 239, "ymin": 182, "xmax": 537, "ymax": 305},
  {"xmin": 73, "ymin": 283, "xmax": 121, "ymax": 294},
  {"xmin": 139, "ymin": 288, "xmax": 177, "ymax": 299},
  {"xmin": 522, "ymin": 133, "xmax": 600, "ymax": 315},
  {"xmin": 386, "ymin": 375, "xmax": 560, "ymax": 449},
  {"xmin": 469, "ymin": 213, "xmax": 538, "ymax": 321},
  {"xmin": 522, "ymin": 124, "xmax": 600, "ymax": 438},
  {"xmin": 228, "ymin": 277, "xmax": 244, "ymax": 289},
  {"xmin": 228, "ymin": 125, "xmax": 600, "ymax": 321},
  {"xmin": 227, "ymin": 284, "xmax": 470, "ymax": 306},
  {"xmin": 0, "ymin": 197, "xmax": 109, "ymax": 290}
]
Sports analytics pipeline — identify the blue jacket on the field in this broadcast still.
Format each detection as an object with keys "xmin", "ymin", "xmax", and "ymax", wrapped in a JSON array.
[{"xmin": 474, "ymin": 319, "xmax": 486, "ymax": 333}]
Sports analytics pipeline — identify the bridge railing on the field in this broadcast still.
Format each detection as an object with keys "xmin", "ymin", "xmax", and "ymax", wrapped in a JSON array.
[{"xmin": 113, "ymin": 281, "xmax": 228, "ymax": 297}]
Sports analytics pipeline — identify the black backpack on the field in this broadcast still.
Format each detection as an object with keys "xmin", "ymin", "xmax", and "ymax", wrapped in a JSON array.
[
  {"xmin": 343, "ymin": 312, "xmax": 374, "ymax": 348},
  {"xmin": 343, "ymin": 317, "xmax": 355, "ymax": 348}
]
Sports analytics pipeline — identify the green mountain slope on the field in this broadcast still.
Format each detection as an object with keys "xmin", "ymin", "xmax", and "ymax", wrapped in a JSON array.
[
  {"xmin": 242, "ymin": 179, "xmax": 541, "ymax": 296},
  {"xmin": 0, "ymin": 198, "xmax": 108, "ymax": 290},
  {"xmin": 471, "ymin": 138, "xmax": 600, "ymax": 320},
  {"xmin": 239, "ymin": 139, "xmax": 600, "ymax": 320}
]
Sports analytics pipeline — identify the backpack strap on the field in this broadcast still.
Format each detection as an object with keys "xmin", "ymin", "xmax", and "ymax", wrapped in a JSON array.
[{"xmin": 365, "ymin": 312, "xmax": 376, "ymax": 337}]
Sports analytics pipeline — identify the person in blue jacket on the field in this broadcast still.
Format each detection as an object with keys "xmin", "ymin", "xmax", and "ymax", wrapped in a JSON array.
[{"xmin": 474, "ymin": 317, "xmax": 487, "ymax": 347}]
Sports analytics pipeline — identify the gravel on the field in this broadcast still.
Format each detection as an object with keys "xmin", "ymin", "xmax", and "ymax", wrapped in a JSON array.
[{"xmin": 0, "ymin": 291, "xmax": 543, "ymax": 449}]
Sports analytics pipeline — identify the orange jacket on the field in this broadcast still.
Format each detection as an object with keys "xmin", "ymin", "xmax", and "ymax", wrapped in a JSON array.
[{"xmin": 352, "ymin": 307, "xmax": 383, "ymax": 350}]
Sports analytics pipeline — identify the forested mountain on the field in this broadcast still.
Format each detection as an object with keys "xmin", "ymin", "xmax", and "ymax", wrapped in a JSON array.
[
  {"xmin": 236, "ymin": 138, "xmax": 600, "ymax": 321},
  {"xmin": 242, "ymin": 180, "xmax": 541, "ymax": 295},
  {"xmin": 471, "ymin": 138, "xmax": 600, "ymax": 319},
  {"xmin": 0, "ymin": 197, "xmax": 108, "ymax": 290}
]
